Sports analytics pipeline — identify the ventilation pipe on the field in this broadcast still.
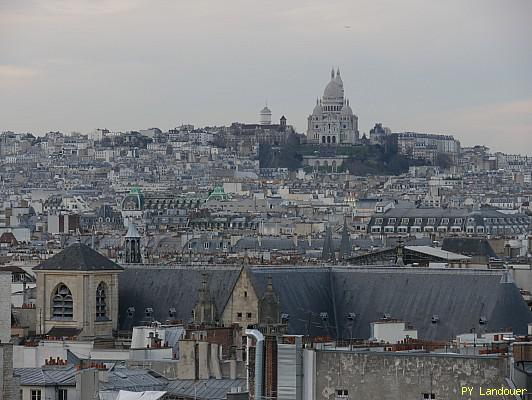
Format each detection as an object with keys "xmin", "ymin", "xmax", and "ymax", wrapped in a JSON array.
[{"xmin": 245, "ymin": 329, "xmax": 264, "ymax": 399}]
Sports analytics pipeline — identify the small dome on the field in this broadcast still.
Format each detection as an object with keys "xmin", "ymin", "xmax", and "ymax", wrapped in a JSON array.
[
  {"xmin": 341, "ymin": 102, "xmax": 353, "ymax": 115},
  {"xmin": 121, "ymin": 188, "xmax": 144, "ymax": 211},
  {"xmin": 260, "ymin": 106, "xmax": 271, "ymax": 114}
]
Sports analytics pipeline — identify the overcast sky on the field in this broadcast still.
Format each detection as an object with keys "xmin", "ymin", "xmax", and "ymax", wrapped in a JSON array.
[{"xmin": 1, "ymin": 0, "xmax": 531, "ymax": 154}]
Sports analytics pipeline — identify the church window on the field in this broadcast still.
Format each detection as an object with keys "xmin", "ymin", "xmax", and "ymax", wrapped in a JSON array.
[
  {"xmin": 332, "ymin": 136, "xmax": 336, "ymax": 143},
  {"xmin": 52, "ymin": 283, "xmax": 73, "ymax": 319},
  {"xmin": 96, "ymin": 282, "xmax": 108, "ymax": 319}
]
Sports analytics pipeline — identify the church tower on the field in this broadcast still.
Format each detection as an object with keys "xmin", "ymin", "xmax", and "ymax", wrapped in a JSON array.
[
  {"xmin": 33, "ymin": 243, "xmax": 123, "ymax": 339},
  {"xmin": 124, "ymin": 222, "xmax": 142, "ymax": 264}
]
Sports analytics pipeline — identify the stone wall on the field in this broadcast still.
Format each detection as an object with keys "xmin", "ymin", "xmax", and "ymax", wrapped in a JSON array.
[
  {"xmin": 0, "ymin": 272, "xmax": 11, "ymax": 343},
  {"xmin": 314, "ymin": 350, "xmax": 514, "ymax": 400},
  {"xmin": 221, "ymin": 269, "xmax": 259, "ymax": 329},
  {"xmin": 0, "ymin": 344, "xmax": 14, "ymax": 399}
]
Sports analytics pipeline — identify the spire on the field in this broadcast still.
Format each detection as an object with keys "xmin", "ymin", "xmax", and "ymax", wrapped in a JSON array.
[
  {"xmin": 321, "ymin": 226, "xmax": 336, "ymax": 262},
  {"xmin": 336, "ymin": 67, "xmax": 340, "ymax": 76},
  {"xmin": 339, "ymin": 217, "xmax": 351, "ymax": 260},
  {"xmin": 331, "ymin": 67, "xmax": 335, "ymax": 79}
]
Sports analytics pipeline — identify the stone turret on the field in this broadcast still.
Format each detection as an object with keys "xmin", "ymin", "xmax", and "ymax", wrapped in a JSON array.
[
  {"xmin": 259, "ymin": 275, "xmax": 280, "ymax": 325},
  {"xmin": 193, "ymin": 273, "xmax": 217, "ymax": 324}
]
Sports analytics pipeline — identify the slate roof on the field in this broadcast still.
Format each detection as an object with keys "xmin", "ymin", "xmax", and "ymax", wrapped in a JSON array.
[
  {"xmin": 100, "ymin": 368, "xmax": 167, "ymax": 392},
  {"xmin": 118, "ymin": 266, "xmax": 241, "ymax": 329},
  {"xmin": 117, "ymin": 265, "xmax": 532, "ymax": 341},
  {"xmin": 34, "ymin": 243, "xmax": 123, "ymax": 271},
  {"xmin": 14, "ymin": 366, "xmax": 77, "ymax": 386},
  {"xmin": 248, "ymin": 267, "xmax": 335, "ymax": 337},
  {"xmin": 441, "ymin": 238, "xmax": 497, "ymax": 258},
  {"xmin": 332, "ymin": 268, "xmax": 532, "ymax": 340},
  {"xmin": 165, "ymin": 378, "xmax": 246, "ymax": 400}
]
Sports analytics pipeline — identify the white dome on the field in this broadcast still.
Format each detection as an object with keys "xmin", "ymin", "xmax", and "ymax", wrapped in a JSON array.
[
  {"xmin": 323, "ymin": 80, "xmax": 343, "ymax": 99},
  {"xmin": 341, "ymin": 103, "xmax": 352, "ymax": 115}
]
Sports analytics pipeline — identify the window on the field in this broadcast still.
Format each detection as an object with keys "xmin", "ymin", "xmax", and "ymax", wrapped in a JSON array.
[
  {"xmin": 441, "ymin": 218, "xmax": 449, "ymax": 225},
  {"xmin": 247, "ymin": 312, "xmax": 252, "ymax": 319},
  {"xmin": 31, "ymin": 390, "xmax": 42, "ymax": 400},
  {"xmin": 96, "ymin": 282, "xmax": 107, "ymax": 320},
  {"xmin": 52, "ymin": 283, "xmax": 73, "ymax": 319},
  {"xmin": 388, "ymin": 218, "xmax": 397, "ymax": 224},
  {"xmin": 237, "ymin": 312, "xmax": 242, "ymax": 319},
  {"xmin": 204, "ymin": 242, "xmax": 209, "ymax": 249},
  {"xmin": 336, "ymin": 389, "xmax": 349, "ymax": 399},
  {"xmin": 375, "ymin": 218, "xmax": 383, "ymax": 225},
  {"xmin": 427, "ymin": 218, "xmax": 436, "ymax": 225},
  {"xmin": 58, "ymin": 389, "xmax": 68, "ymax": 400},
  {"xmin": 243, "ymin": 291, "xmax": 248, "ymax": 298},
  {"xmin": 422, "ymin": 394, "xmax": 435, "ymax": 399},
  {"xmin": 401, "ymin": 218, "xmax": 409, "ymax": 225},
  {"xmin": 414, "ymin": 218, "xmax": 423, "ymax": 225}
]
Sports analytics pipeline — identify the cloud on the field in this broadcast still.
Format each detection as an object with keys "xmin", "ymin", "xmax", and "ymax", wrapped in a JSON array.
[{"xmin": 0, "ymin": 65, "xmax": 41, "ymax": 87}]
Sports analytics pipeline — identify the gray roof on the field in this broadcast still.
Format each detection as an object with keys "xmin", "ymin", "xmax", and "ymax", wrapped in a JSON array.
[
  {"xmin": 405, "ymin": 246, "xmax": 470, "ymax": 261},
  {"xmin": 100, "ymin": 368, "xmax": 167, "ymax": 392},
  {"xmin": 248, "ymin": 267, "xmax": 335, "ymax": 337},
  {"xmin": 332, "ymin": 268, "xmax": 532, "ymax": 340},
  {"xmin": 117, "ymin": 265, "xmax": 532, "ymax": 341},
  {"xmin": 441, "ymin": 238, "xmax": 497, "ymax": 258},
  {"xmin": 34, "ymin": 243, "xmax": 123, "ymax": 272},
  {"xmin": 118, "ymin": 266, "xmax": 241, "ymax": 328},
  {"xmin": 166, "ymin": 378, "xmax": 246, "ymax": 400},
  {"xmin": 15, "ymin": 366, "xmax": 77, "ymax": 386}
]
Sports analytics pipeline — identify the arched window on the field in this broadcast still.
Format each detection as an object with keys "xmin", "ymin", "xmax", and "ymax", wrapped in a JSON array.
[
  {"xmin": 96, "ymin": 282, "xmax": 108, "ymax": 320},
  {"xmin": 52, "ymin": 283, "xmax": 73, "ymax": 319}
]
